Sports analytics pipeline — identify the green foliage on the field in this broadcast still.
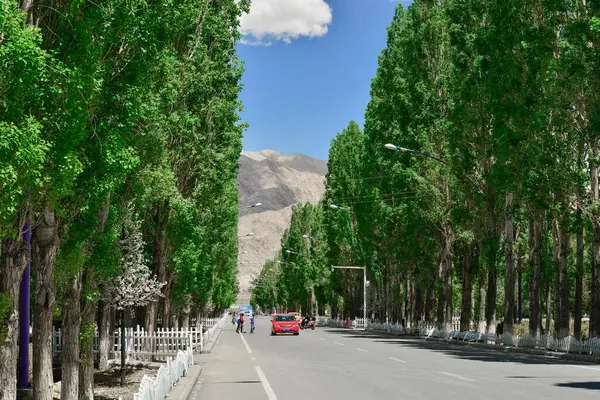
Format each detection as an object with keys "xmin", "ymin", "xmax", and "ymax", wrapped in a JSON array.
[{"xmin": 262, "ymin": 0, "xmax": 600, "ymax": 335}]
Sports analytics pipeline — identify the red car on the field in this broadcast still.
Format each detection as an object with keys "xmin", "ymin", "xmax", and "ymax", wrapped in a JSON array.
[{"xmin": 271, "ymin": 314, "xmax": 300, "ymax": 336}]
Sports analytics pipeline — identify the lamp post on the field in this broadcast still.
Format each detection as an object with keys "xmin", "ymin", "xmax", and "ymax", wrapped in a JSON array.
[
  {"xmin": 331, "ymin": 265, "xmax": 367, "ymax": 330},
  {"xmin": 239, "ymin": 232, "xmax": 254, "ymax": 238}
]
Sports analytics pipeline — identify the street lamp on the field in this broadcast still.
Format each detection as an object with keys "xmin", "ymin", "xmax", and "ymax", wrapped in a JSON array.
[
  {"xmin": 240, "ymin": 250, "xmax": 248, "ymax": 254},
  {"xmin": 385, "ymin": 143, "xmax": 482, "ymax": 192},
  {"xmin": 384, "ymin": 143, "xmax": 449, "ymax": 166},
  {"xmin": 239, "ymin": 232, "xmax": 254, "ymax": 238},
  {"xmin": 241, "ymin": 202, "xmax": 262, "ymax": 209},
  {"xmin": 331, "ymin": 265, "xmax": 368, "ymax": 330},
  {"xmin": 330, "ymin": 204, "xmax": 353, "ymax": 212}
]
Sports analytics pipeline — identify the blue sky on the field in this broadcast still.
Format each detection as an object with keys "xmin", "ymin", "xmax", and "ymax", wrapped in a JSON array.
[{"xmin": 237, "ymin": 0, "xmax": 413, "ymax": 160}]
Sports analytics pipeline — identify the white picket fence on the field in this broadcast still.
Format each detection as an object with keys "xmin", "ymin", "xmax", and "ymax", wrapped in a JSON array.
[
  {"xmin": 133, "ymin": 314, "xmax": 228, "ymax": 400},
  {"xmin": 52, "ymin": 317, "xmax": 222, "ymax": 361},
  {"xmin": 133, "ymin": 348, "xmax": 193, "ymax": 400},
  {"xmin": 319, "ymin": 317, "xmax": 600, "ymax": 357},
  {"xmin": 319, "ymin": 316, "xmax": 460, "ymax": 333}
]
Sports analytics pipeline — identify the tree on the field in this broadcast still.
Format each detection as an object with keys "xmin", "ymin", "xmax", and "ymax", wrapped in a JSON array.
[{"xmin": 102, "ymin": 214, "xmax": 165, "ymax": 385}]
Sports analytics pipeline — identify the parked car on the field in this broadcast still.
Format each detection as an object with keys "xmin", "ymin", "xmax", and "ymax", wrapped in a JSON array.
[{"xmin": 271, "ymin": 314, "xmax": 300, "ymax": 336}]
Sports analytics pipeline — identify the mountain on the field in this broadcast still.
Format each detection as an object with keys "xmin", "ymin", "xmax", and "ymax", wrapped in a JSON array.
[{"xmin": 237, "ymin": 150, "xmax": 327, "ymax": 300}]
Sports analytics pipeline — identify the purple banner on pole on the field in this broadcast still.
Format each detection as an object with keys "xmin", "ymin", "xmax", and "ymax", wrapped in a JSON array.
[{"xmin": 18, "ymin": 217, "xmax": 31, "ymax": 388}]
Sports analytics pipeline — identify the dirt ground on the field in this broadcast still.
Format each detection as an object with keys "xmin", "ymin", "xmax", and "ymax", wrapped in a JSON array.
[{"xmin": 52, "ymin": 365, "xmax": 157, "ymax": 400}]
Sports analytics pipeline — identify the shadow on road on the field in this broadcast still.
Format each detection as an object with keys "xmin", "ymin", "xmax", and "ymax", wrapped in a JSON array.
[
  {"xmin": 321, "ymin": 328, "xmax": 592, "ymax": 366},
  {"xmin": 555, "ymin": 382, "xmax": 600, "ymax": 390}
]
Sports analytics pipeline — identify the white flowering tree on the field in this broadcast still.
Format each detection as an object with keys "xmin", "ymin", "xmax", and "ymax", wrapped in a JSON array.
[{"xmin": 102, "ymin": 215, "xmax": 165, "ymax": 384}]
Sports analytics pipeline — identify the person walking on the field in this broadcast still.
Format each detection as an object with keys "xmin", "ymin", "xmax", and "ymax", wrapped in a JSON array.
[
  {"xmin": 239, "ymin": 314, "xmax": 245, "ymax": 334},
  {"xmin": 250, "ymin": 314, "xmax": 255, "ymax": 334},
  {"xmin": 236, "ymin": 314, "xmax": 241, "ymax": 333}
]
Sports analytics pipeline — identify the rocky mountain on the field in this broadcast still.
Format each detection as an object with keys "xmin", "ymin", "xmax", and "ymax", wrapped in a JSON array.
[{"xmin": 237, "ymin": 150, "xmax": 327, "ymax": 300}]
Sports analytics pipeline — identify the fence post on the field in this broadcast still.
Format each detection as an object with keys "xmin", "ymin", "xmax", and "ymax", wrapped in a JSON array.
[{"xmin": 200, "ymin": 325, "xmax": 204, "ymax": 353}]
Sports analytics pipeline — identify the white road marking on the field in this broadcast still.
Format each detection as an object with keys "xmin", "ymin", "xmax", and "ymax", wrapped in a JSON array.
[
  {"xmin": 356, "ymin": 348, "xmax": 368, "ymax": 352},
  {"xmin": 240, "ymin": 333, "xmax": 252, "ymax": 354},
  {"xmin": 320, "ymin": 338, "xmax": 326, "ymax": 341},
  {"xmin": 255, "ymin": 366, "xmax": 278, "ymax": 400},
  {"xmin": 568, "ymin": 365, "xmax": 600, "ymax": 372},
  {"xmin": 334, "ymin": 341, "xmax": 344, "ymax": 346},
  {"xmin": 388, "ymin": 357, "xmax": 407, "ymax": 363},
  {"xmin": 439, "ymin": 372, "xmax": 474, "ymax": 382}
]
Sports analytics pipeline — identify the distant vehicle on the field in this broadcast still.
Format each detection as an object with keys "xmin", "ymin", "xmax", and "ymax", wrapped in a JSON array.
[
  {"xmin": 287, "ymin": 312, "xmax": 302, "ymax": 323},
  {"xmin": 271, "ymin": 314, "xmax": 300, "ymax": 336}
]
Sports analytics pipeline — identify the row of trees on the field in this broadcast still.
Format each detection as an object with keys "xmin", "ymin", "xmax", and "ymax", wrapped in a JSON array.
[
  {"xmin": 0, "ymin": 1, "xmax": 248, "ymax": 399},
  {"xmin": 251, "ymin": 0, "xmax": 600, "ymax": 343}
]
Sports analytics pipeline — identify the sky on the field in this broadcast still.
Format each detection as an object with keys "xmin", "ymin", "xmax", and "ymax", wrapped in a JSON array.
[{"xmin": 237, "ymin": 0, "xmax": 413, "ymax": 161}]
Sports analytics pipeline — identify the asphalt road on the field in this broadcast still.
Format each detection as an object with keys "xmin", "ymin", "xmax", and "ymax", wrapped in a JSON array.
[{"xmin": 192, "ymin": 316, "xmax": 600, "ymax": 400}]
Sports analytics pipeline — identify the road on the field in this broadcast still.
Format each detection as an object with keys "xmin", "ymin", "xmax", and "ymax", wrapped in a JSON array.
[{"xmin": 190, "ymin": 316, "xmax": 600, "ymax": 400}]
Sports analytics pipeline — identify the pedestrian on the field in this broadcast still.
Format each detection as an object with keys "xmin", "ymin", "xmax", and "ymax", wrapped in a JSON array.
[
  {"xmin": 236, "ymin": 314, "xmax": 241, "ymax": 333},
  {"xmin": 239, "ymin": 314, "xmax": 245, "ymax": 334},
  {"xmin": 250, "ymin": 315, "xmax": 255, "ymax": 334}
]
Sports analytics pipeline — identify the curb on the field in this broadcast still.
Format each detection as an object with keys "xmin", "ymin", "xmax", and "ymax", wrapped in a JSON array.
[
  {"xmin": 176, "ymin": 362, "xmax": 204, "ymax": 400},
  {"xmin": 202, "ymin": 324, "xmax": 225, "ymax": 354}
]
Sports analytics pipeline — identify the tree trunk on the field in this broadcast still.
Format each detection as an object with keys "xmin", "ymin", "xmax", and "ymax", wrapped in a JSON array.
[
  {"xmin": 424, "ymin": 274, "xmax": 435, "ymax": 323},
  {"xmin": 414, "ymin": 286, "xmax": 423, "ymax": 323},
  {"xmin": 485, "ymin": 195, "xmax": 498, "ymax": 334},
  {"xmin": 557, "ymin": 213, "xmax": 570, "ymax": 339},
  {"xmin": 32, "ymin": 209, "xmax": 59, "ymax": 400},
  {"xmin": 552, "ymin": 212, "xmax": 560, "ymax": 336},
  {"xmin": 518, "ymin": 261, "xmax": 523, "ymax": 323},
  {"xmin": 437, "ymin": 221, "xmax": 454, "ymax": 334},
  {"xmin": 503, "ymin": 193, "xmax": 516, "ymax": 336},
  {"xmin": 98, "ymin": 300, "xmax": 111, "ymax": 370},
  {"xmin": 477, "ymin": 256, "xmax": 487, "ymax": 333},
  {"xmin": 61, "ymin": 272, "xmax": 82, "ymax": 400},
  {"xmin": 78, "ymin": 194, "xmax": 110, "ymax": 399},
  {"xmin": 460, "ymin": 245, "xmax": 473, "ymax": 332},
  {"xmin": 529, "ymin": 212, "xmax": 543, "ymax": 336},
  {"xmin": 405, "ymin": 281, "xmax": 413, "ymax": 327},
  {"xmin": 574, "ymin": 209, "xmax": 584, "ymax": 340},
  {"xmin": 590, "ymin": 142, "xmax": 600, "ymax": 338},
  {"xmin": 120, "ymin": 310, "xmax": 126, "ymax": 386},
  {"xmin": 78, "ymin": 301, "xmax": 95, "ymax": 400},
  {"xmin": 0, "ymin": 223, "xmax": 28, "ymax": 400},
  {"xmin": 163, "ymin": 269, "xmax": 174, "ymax": 328},
  {"xmin": 544, "ymin": 282, "xmax": 551, "ymax": 335},
  {"xmin": 145, "ymin": 201, "xmax": 169, "ymax": 332}
]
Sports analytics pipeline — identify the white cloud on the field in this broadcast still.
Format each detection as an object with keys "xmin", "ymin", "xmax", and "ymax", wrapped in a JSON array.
[{"xmin": 240, "ymin": 0, "xmax": 333, "ymax": 45}]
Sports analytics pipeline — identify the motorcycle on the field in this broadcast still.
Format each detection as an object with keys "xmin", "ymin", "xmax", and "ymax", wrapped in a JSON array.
[{"xmin": 299, "ymin": 319, "xmax": 316, "ymax": 330}]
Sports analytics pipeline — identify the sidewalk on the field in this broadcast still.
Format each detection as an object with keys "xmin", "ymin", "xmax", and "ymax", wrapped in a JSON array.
[
  {"xmin": 167, "ymin": 323, "xmax": 226, "ymax": 400},
  {"xmin": 185, "ymin": 322, "xmax": 267, "ymax": 400}
]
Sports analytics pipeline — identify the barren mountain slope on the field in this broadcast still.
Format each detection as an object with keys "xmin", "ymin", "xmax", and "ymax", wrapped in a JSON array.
[{"xmin": 237, "ymin": 150, "xmax": 327, "ymax": 299}]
